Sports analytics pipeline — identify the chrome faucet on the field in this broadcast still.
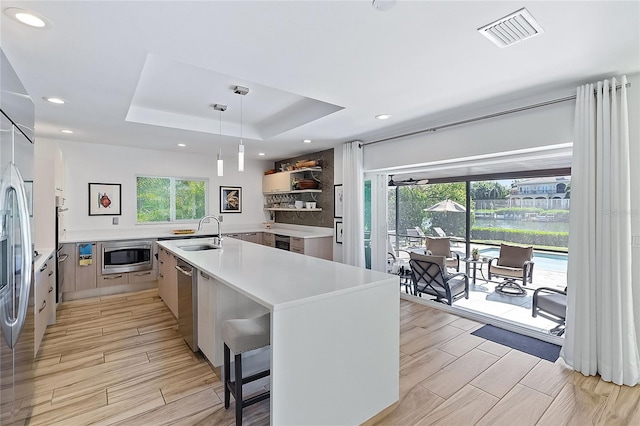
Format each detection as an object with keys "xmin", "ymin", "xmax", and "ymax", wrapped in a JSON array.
[{"xmin": 197, "ymin": 215, "xmax": 223, "ymax": 244}]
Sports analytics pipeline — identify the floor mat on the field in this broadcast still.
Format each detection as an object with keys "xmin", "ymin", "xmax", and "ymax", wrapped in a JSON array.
[{"xmin": 471, "ymin": 324, "xmax": 561, "ymax": 362}]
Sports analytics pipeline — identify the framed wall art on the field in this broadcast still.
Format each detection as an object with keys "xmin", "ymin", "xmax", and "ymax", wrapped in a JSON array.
[
  {"xmin": 335, "ymin": 221, "xmax": 343, "ymax": 244},
  {"xmin": 220, "ymin": 186, "xmax": 242, "ymax": 213},
  {"xmin": 88, "ymin": 183, "xmax": 121, "ymax": 216},
  {"xmin": 334, "ymin": 184, "xmax": 343, "ymax": 218}
]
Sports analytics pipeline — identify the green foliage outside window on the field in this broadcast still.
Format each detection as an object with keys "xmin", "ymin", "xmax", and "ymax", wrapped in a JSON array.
[{"xmin": 137, "ymin": 176, "xmax": 207, "ymax": 223}]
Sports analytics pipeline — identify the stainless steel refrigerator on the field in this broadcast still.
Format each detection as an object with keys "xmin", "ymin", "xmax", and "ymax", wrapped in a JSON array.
[{"xmin": 0, "ymin": 48, "xmax": 36, "ymax": 424}]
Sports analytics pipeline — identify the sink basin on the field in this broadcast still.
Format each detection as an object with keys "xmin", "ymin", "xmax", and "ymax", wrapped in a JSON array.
[{"xmin": 179, "ymin": 243, "xmax": 221, "ymax": 251}]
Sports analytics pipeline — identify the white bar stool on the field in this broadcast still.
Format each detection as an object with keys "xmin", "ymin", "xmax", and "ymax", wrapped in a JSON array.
[{"xmin": 222, "ymin": 313, "xmax": 271, "ymax": 426}]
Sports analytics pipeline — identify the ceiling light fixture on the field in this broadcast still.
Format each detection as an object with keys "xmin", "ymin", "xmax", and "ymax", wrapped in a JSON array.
[
  {"xmin": 178, "ymin": 143, "xmax": 186, "ymax": 147},
  {"xmin": 60, "ymin": 129, "xmax": 73, "ymax": 134},
  {"xmin": 303, "ymin": 139, "xmax": 312, "ymax": 144},
  {"xmin": 44, "ymin": 97, "xmax": 65, "ymax": 104},
  {"xmin": 234, "ymin": 86, "xmax": 249, "ymax": 172},
  {"xmin": 258, "ymin": 152, "xmax": 265, "ymax": 156},
  {"xmin": 375, "ymin": 114, "xmax": 392, "ymax": 120},
  {"xmin": 4, "ymin": 8, "xmax": 48, "ymax": 28},
  {"xmin": 213, "ymin": 103, "xmax": 227, "ymax": 177}
]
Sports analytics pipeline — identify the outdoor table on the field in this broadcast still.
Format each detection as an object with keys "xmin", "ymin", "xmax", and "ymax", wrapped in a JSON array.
[{"xmin": 463, "ymin": 257, "xmax": 492, "ymax": 284}]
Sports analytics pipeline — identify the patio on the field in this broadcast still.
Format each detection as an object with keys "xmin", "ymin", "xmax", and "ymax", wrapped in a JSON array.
[{"xmin": 394, "ymin": 243, "xmax": 567, "ymax": 336}]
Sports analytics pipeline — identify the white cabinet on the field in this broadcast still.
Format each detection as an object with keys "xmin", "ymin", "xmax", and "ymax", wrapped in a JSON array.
[
  {"xmin": 35, "ymin": 253, "xmax": 56, "ymax": 355},
  {"xmin": 196, "ymin": 270, "xmax": 216, "ymax": 363},
  {"xmin": 197, "ymin": 270, "xmax": 269, "ymax": 368},
  {"xmin": 262, "ymin": 172, "xmax": 291, "ymax": 193},
  {"xmin": 157, "ymin": 245, "xmax": 178, "ymax": 318}
]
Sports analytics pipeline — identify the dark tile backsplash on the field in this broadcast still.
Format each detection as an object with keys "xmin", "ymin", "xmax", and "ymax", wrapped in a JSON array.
[{"xmin": 271, "ymin": 148, "xmax": 334, "ymax": 228}]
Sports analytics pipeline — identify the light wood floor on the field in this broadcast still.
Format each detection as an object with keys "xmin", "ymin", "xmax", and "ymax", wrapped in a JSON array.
[
  {"xmin": 17, "ymin": 289, "xmax": 269, "ymax": 425},
  {"xmin": 366, "ymin": 298, "xmax": 640, "ymax": 425},
  {"xmin": 16, "ymin": 289, "xmax": 640, "ymax": 425}
]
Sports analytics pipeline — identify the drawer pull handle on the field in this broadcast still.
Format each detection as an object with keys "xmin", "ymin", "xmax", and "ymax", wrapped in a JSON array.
[
  {"xmin": 39, "ymin": 264, "xmax": 48, "ymax": 272},
  {"xmin": 134, "ymin": 272, "xmax": 151, "ymax": 276},
  {"xmin": 48, "ymin": 271, "xmax": 54, "ymax": 277},
  {"xmin": 200, "ymin": 271, "xmax": 210, "ymax": 280},
  {"xmin": 58, "ymin": 254, "xmax": 69, "ymax": 262},
  {"xmin": 39, "ymin": 300, "xmax": 47, "ymax": 313},
  {"xmin": 104, "ymin": 275, "xmax": 123, "ymax": 280},
  {"xmin": 48, "ymin": 286, "xmax": 54, "ymax": 293}
]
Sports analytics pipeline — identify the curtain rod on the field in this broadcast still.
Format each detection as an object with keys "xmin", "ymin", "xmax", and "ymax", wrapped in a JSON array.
[{"xmin": 363, "ymin": 82, "xmax": 631, "ymax": 147}]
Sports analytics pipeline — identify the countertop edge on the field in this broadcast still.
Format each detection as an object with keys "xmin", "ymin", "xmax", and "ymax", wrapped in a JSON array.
[{"xmin": 61, "ymin": 225, "xmax": 333, "ymax": 243}]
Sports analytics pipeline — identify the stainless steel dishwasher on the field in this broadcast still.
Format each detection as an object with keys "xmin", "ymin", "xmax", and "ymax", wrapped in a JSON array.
[{"xmin": 176, "ymin": 258, "xmax": 198, "ymax": 351}]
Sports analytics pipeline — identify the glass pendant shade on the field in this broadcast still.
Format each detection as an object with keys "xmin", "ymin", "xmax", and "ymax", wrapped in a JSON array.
[
  {"xmin": 238, "ymin": 144, "xmax": 244, "ymax": 171},
  {"xmin": 217, "ymin": 150, "xmax": 223, "ymax": 177}
]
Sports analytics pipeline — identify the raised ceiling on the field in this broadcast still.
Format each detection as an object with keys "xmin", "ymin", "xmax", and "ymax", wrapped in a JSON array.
[{"xmin": 1, "ymin": 1, "xmax": 638, "ymax": 166}]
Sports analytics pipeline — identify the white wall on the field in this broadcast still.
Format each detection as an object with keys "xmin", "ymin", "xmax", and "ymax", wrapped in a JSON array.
[{"xmin": 51, "ymin": 139, "xmax": 271, "ymax": 232}]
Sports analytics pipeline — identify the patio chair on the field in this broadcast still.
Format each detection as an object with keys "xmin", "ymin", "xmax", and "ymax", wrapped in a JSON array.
[
  {"xmin": 532, "ymin": 287, "xmax": 567, "ymax": 336},
  {"xmin": 408, "ymin": 252, "xmax": 469, "ymax": 305},
  {"xmin": 425, "ymin": 236, "xmax": 460, "ymax": 272},
  {"xmin": 433, "ymin": 227, "xmax": 448, "ymax": 238},
  {"xmin": 488, "ymin": 243, "xmax": 534, "ymax": 296},
  {"xmin": 406, "ymin": 227, "xmax": 426, "ymax": 247}
]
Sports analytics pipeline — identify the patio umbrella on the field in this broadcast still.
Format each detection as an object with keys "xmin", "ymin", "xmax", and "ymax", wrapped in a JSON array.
[{"xmin": 423, "ymin": 199, "xmax": 466, "ymax": 213}]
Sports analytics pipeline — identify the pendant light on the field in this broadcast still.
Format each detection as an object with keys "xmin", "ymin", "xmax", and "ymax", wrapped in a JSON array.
[
  {"xmin": 213, "ymin": 104, "xmax": 227, "ymax": 177},
  {"xmin": 234, "ymin": 86, "xmax": 249, "ymax": 171}
]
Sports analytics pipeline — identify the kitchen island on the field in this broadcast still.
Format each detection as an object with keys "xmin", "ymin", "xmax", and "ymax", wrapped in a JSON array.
[{"xmin": 158, "ymin": 237, "xmax": 399, "ymax": 425}]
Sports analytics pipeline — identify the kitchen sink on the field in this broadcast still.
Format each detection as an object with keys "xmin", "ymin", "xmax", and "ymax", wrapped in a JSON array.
[{"xmin": 179, "ymin": 243, "xmax": 221, "ymax": 251}]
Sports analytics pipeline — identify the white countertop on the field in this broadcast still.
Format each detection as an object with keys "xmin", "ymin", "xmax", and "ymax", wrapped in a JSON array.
[
  {"xmin": 61, "ymin": 224, "xmax": 332, "ymax": 243},
  {"xmin": 34, "ymin": 247, "xmax": 55, "ymax": 272},
  {"xmin": 158, "ymin": 237, "xmax": 395, "ymax": 311}
]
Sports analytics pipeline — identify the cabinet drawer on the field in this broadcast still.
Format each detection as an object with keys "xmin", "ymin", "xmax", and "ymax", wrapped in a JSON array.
[
  {"xmin": 97, "ymin": 273, "xmax": 128, "ymax": 287},
  {"xmin": 34, "ymin": 294, "xmax": 50, "ymax": 355},
  {"xmin": 129, "ymin": 269, "xmax": 157, "ymax": 283},
  {"xmin": 291, "ymin": 247, "xmax": 304, "ymax": 254},
  {"xmin": 290, "ymin": 237, "xmax": 304, "ymax": 250}
]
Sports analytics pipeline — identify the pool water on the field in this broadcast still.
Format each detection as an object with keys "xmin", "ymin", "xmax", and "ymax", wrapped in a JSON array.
[{"xmin": 479, "ymin": 248, "xmax": 568, "ymax": 272}]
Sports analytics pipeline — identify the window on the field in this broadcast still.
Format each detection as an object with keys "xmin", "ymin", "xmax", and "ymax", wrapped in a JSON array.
[{"xmin": 136, "ymin": 176, "xmax": 207, "ymax": 223}]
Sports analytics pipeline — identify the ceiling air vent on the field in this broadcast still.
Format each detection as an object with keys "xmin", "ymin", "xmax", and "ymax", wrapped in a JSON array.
[{"xmin": 478, "ymin": 8, "xmax": 544, "ymax": 48}]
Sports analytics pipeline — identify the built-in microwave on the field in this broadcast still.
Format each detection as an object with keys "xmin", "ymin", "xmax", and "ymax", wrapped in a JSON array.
[{"xmin": 101, "ymin": 240, "xmax": 153, "ymax": 274}]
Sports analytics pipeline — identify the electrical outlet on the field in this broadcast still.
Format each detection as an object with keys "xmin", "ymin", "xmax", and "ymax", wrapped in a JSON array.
[
  {"xmin": 112, "ymin": 217, "xmax": 119, "ymax": 225},
  {"xmin": 218, "ymin": 215, "xmax": 223, "ymax": 222}
]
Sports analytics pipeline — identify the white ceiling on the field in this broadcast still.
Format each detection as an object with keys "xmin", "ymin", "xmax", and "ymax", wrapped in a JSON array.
[{"xmin": 1, "ymin": 1, "xmax": 639, "ymax": 167}]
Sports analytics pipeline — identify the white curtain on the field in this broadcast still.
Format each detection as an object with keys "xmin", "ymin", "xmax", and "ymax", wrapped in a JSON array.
[
  {"xmin": 342, "ymin": 141, "xmax": 364, "ymax": 267},
  {"xmin": 561, "ymin": 76, "xmax": 640, "ymax": 386},
  {"xmin": 369, "ymin": 173, "xmax": 389, "ymax": 272}
]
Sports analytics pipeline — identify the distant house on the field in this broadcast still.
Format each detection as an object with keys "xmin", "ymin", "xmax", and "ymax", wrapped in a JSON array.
[{"xmin": 508, "ymin": 176, "xmax": 571, "ymax": 209}]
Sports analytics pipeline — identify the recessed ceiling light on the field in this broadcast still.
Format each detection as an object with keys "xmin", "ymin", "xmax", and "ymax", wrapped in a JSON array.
[
  {"xmin": 258, "ymin": 152, "xmax": 266, "ymax": 156},
  {"xmin": 303, "ymin": 139, "xmax": 312, "ymax": 144},
  {"xmin": 4, "ymin": 8, "xmax": 49, "ymax": 28},
  {"xmin": 43, "ymin": 97, "xmax": 65, "ymax": 104},
  {"xmin": 178, "ymin": 143, "xmax": 186, "ymax": 147},
  {"xmin": 60, "ymin": 129, "xmax": 73, "ymax": 134},
  {"xmin": 372, "ymin": 0, "xmax": 397, "ymax": 12},
  {"xmin": 375, "ymin": 114, "xmax": 392, "ymax": 120}
]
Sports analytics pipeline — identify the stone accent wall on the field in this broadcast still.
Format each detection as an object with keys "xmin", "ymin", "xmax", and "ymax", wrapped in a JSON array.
[{"xmin": 271, "ymin": 148, "xmax": 334, "ymax": 228}]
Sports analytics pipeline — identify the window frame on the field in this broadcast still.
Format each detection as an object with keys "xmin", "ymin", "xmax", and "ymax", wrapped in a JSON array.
[{"xmin": 135, "ymin": 174, "xmax": 209, "ymax": 224}]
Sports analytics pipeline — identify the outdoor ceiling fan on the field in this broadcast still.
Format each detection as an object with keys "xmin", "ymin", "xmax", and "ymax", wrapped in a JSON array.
[{"xmin": 388, "ymin": 175, "xmax": 429, "ymax": 187}]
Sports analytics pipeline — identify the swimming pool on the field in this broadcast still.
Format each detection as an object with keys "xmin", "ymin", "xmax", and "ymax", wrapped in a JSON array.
[{"xmin": 479, "ymin": 248, "xmax": 568, "ymax": 272}]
